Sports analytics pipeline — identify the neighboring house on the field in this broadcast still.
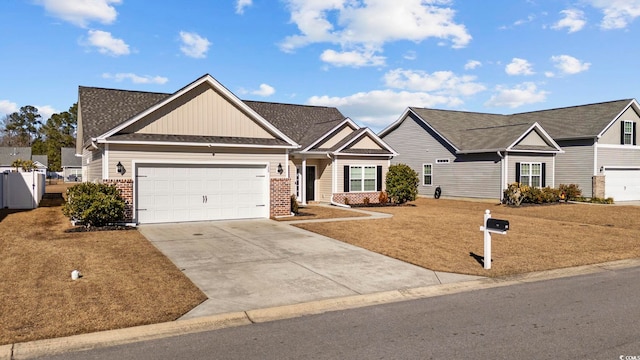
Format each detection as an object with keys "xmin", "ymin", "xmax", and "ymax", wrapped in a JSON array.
[
  {"xmin": 379, "ymin": 99, "xmax": 640, "ymax": 202},
  {"xmin": 61, "ymin": 147, "xmax": 82, "ymax": 182},
  {"xmin": 77, "ymin": 74, "xmax": 395, "ymax": 224},
  {"xmin": 32, "ymin": 154, "xmax": 48, "ymax": 174},
  {"xmin": 0, "ymin": 147, "xmax": 34, "ymax": 172}
]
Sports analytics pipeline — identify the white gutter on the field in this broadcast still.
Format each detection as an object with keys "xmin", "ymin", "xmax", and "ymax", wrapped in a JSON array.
[{"xmin": 497, "ymin": 151, "xmax": 505, "ymax": 201}]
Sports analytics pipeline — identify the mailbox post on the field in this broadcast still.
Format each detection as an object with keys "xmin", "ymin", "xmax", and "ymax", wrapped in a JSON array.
[{"xmin": 479, "ymin": 209, "xmax": 509, "ymax": 270}]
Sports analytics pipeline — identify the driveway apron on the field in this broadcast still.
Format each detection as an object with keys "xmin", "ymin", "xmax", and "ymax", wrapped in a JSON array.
[{"xmin": 139, "ymin": 219, "xmax": 480, "ymax": 319}]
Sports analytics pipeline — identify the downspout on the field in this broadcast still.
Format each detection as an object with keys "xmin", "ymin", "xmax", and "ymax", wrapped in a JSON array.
[
  {"xmin": 497, "ymin": 151, "xmax": 505, "ymax": 201},
  {"xmin": 328, "ymin": 153, "xmax": 350, "ymax": 208}
]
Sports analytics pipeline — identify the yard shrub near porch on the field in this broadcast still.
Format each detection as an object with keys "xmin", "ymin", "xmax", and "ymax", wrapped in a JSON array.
[
  {"xmin": 385, "ymin": 164, "xmax": 419, "ymax": 204},
  {"xmin": 63, "ymin": 183, "xmax": 125, "ymax": 227}
]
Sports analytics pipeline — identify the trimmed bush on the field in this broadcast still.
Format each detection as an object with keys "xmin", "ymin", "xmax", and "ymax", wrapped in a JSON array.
[
  {"xmin": 378, "ymin": 191, "xmax": 389, "ymax": 204},
  {"xmin": 290, "ymin": 194, "xmax": 299, "ymax": 214},
  {"xmin": 558, "ymin": 183, "xmax": 582, "ymax": 201},
  {"xmin": 504, "ymin": 183, "xmax": 561, "ymax": 206},
  {"xmin": 385, "ymin": 164, "xmax": 419, "ymax": 204},
  {"xmin": 63, "ymin": 183, "xmax": 125, "ymax": 227}
]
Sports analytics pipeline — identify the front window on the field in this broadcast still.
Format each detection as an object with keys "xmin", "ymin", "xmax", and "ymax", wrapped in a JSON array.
[
  {"xmin": 349, "ymin": 166, "xmax": 376, "ymax": 192},
  {"xmin": 423, "ymin": 164, "xmax": 432, "ymax": 186},
  {"xmin": 624, "ymin": 121, "xmax": 634, "ymax": 145},
  {"xmin": 520, "ymin": 162, "xmax": 542, "ymax": 187}
]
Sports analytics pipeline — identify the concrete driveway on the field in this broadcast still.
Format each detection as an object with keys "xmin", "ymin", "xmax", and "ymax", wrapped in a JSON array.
[{"xmin": 139, "ymin": 219, "xmax": 481, "ymax": 319}]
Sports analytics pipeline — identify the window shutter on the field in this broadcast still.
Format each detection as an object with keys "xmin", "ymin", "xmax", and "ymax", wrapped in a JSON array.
[
  {"xmin": 541, "ymin": 163, "xmax": 546, "ymax": 187},
  {"xmin": 634, "ymin": 122, "xmax": 637, "ymax": 145},
  {"xmin": 376, "ymin": 165, "xmax": 382, "ymax": 191},
  {"xmin": 621, "ymin": 122, "xmax": 626, "ymax": 144},
  {"xmin": 515, "ymin": 162, "xmax": 521, "ymax": 183},
  {"xmin": 343, "ymin": 165, "xmax": 350, "ymax": 192}
]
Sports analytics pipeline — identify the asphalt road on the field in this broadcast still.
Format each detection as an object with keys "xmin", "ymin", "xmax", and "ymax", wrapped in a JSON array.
[{"xmin": 37, "ymin": 266, "xmax": 640, "ymax": 360}]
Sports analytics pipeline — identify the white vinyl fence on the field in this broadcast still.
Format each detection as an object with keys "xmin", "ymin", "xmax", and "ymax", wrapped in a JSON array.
[{"xmin": 0, "ymin": 171, "xmax": 45, "ymax": 209}]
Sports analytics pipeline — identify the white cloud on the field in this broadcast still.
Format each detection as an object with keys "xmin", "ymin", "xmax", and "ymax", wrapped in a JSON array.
[
  {"xmin": 505, "ymin": 58, "xmax": 535, "ymax": 76},
  {"xmin": 308, "ymin": 89, "xmax": 463, "ymax": 130},
  {"xmin": 37, "ymin": 0, "xmax": 121, "ymax": 27},
  {"xmin": 514, "ymin": 14, "xmax": 536, "ymax": 26},
  {"xmin": 236, "ymin": 0, "xmax": 252, "ymax": 14},
  {"xmin": 0, "ymin": 100, "xmax": 19, "ymax": 116},
  {"xmin": 179, "ymin": 31, "xmax": 211, "ymax": 58},
  {"xmin": 102, "ymin": 73, "xmax": 169, "ymax": 84},
  {"xmin": 320, "ymin": 49, "xmax": 385, "ymax": 67},
  {"xmin": 35, "ymin": 105, "xmax": 57, "ymax": 121},
  {"xmin": 85, "ymin": 30, "xmax": 130, "ymax": 56},
  {"xmin": 552, "ymin": 9, "xmax": 586, "ymax": 33},
  {"xmin": 485, "ymin": 82, "xmax": 548, "ymax": 108},
  {"xmin": 280, "ymin": 0, "xmax": 471, "ymax": 66},
  {"xmin": 550, "ymin": 55, "xmax": 591, "ymax": 75},
  {"xmin": 252, "ymin": 84, "xmax": 276, "ymax": 97},
  {"xmin": 403, "ymin": 51, "xmax": 417, "ymax": 61},
  {"xmin": 587, "ymin": 0, "xmax": 640, "ymax": 29},
  {"xmin": 464, "ymin": 60, "xmax": 482, "ymax": 70},
  {"xmin": 384, "ymin": 68, "xmax": 486, "ymax": 96}
]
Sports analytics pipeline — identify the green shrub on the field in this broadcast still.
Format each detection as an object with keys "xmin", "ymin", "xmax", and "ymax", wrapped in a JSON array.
[
  {"xmin": 385, "ymin": 164, "xmax": 419, "ymax": 204},
  {"xmin": 558, "ymin": 184, "xmax": 582, "ymax": 201},
  {"xmin": 63, "ymin": 183, "xmax": 125, "ymax": 227},
  {"xmin": 503, "ymin": 183, "xmax": 527, "ymax": 206},
  {"xmin": 504, "ymin": 183, "xmax": 560, "ymax": 205},
  {"xmin": 290, "ymin": 194, "xmax": 299, "ymax": 214}
]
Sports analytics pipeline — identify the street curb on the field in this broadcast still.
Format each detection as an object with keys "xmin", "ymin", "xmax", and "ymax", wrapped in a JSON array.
[
  {"xmin": 10, "ymin": 312, "xmax": 250, "ymax": 360},
  {"xmin": 7, "ymin": 258, "xmax": 640, "ymax": 359}
]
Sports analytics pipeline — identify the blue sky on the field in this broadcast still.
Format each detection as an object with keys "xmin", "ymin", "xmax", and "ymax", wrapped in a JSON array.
[{"xmin": 1, "ymin": 0, "xmax": 640, "ymax": 132}]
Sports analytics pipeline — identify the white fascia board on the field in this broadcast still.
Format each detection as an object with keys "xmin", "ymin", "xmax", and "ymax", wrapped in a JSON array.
[
  {"xmin": 98, "ymin": 74, "xmax": 300, "ymax": 148},
  {"xmin": 333, "ymin": 128, "xmax": 399, "ymax": 156},
  {"xmin": 378, "ymin": 108, "xmax": 411, "ymax": 138},
  {"xmin": 597, "ymin": 143, "xmax": 640, "ymax": 150},
  {"xmin": 99, "ymin": 139, "xmax": 297, "ymax": 149},
  {"xmin": 506, "ymin": 122, "xmax": 563, "ymax": 152},
  {"xmin": 301, "ymin": 118, "xmax": 359, "ymax": 152},
  {"xmin": 597, "ymin": 99, "xmax": 637, "ymax": 138},
  {"xmin": 332, "ymin": 151, "xmax": 394, "ymax": 157}
]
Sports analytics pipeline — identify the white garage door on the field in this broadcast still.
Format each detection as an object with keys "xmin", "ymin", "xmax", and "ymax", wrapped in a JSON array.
[
  {"xmin": 136, "ymin": 164, "xmax": 269, "ymax": 224},
  {"xmin": 605, "ymin": 169, "xmax": 640, "ymax": 202}
]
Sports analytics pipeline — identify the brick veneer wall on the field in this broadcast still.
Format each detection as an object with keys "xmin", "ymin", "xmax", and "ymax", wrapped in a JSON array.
[
  {"xmin": 104, "ymin": 179, "xmax": 134, "ymax": 222},
  {"xmin": 333, "ymin": 192, "xmax": 383, "ymax": 205},
  {"xmin": 270, "ymin": 178, "xmax": 291, "ymax": 217},
  {"xmin": 592, "ymin": 175, "xmax": 605, "ymax": 199}
]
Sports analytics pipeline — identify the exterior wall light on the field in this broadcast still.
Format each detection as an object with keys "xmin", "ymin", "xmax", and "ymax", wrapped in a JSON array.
[
  {"xmin": 116, "ymin": 161, "xmax": 125, "ymax": 175},
  {"xmin": 277, "ymin": 163, "xmax": 284, "ymax": 175}
]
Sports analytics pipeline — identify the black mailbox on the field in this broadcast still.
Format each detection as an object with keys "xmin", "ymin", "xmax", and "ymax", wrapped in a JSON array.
[{"xmin": 487, "ymin": 218, "xmax": 509, "ymax": 231}]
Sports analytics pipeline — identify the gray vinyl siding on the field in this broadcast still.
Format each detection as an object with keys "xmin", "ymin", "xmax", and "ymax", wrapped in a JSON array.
[
  {"xmin": 598, "ymin": 106, "xmax": 640, "ymax": 145},
  {"xmin": 507, "ymin": 153, "xmax": 554, "ymax": 187},
  {"xmin": 597, "ymin": 147, "xmax": 640, "ymax": 168},
  {"xmin": 381, "ymin": 113, "xmax": 501, "ymax": 199},
  {"xmin": 555, "ymin": 139, "xmax": 595, "ymax": 196}
]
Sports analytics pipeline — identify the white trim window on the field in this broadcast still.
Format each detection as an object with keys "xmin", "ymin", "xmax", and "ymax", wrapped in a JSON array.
[
  {"xmin": 519, "ymin": 162, "xmax": 542, "ymax": 187},
  {"xmin": 623, "ymin": 121, "xmax": 635, "ymax": 145},
  {"xmin": 436, "ymin": 158, "xmax": 450, "ymax": 164},
  {"xmin": 423, "ymin": 163, "xmax": 433, "ymax": 186},
  {"xmin": 349, "ymin": 165, "xmax": 376, "ymax": 192}
]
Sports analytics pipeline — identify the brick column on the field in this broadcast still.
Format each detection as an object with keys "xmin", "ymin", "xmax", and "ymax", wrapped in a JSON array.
[
  {"xmin": 270, "ymin": 178, "xmax": 291, "ymax": 218},
  {"xmin": 592, "ymin": 175, "xmax": 605, "ymax": 199},
  {"xmin": 104, "ymin": 179, "xmax": 134, "ymax": 222}
]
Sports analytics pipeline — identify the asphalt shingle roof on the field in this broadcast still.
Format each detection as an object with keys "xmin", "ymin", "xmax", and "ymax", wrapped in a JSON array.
[
  {"xmin": 107, "ymin": 133, "xmax": 291, "ymax": 146},
  {"xmin": 408, "ymin": 99, "xmax": 634, "ymax": 151},
  {"xmin": 61, "ymin": 147, "xmax": 82, "ymax": 167},
  {"xmin": 0, "ymin": 147, "xmax": 32, "ymax": 166},
  {"xmin": 78, "ymin": 86, "xmax": 170, "ymax": 145}
]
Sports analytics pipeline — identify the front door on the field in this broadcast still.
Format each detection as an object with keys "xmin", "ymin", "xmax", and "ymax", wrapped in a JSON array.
[{"xmin": 305, "ymin": 166, "xmax": 315, "ymax": 202}]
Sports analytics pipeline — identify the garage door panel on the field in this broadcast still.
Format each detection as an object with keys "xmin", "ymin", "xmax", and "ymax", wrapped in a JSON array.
[
  {"xmin": 605, "ymin": 169, "xmax": 640, "ymax": 201},
  {"xmin": 136, "ymin": 164, "xmax": 269, "ymax": 224}
]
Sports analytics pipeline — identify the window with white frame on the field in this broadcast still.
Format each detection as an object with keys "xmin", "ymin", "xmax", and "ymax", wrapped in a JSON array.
[
  {"xmin": 436, "ymin": 159, "xmax": 450, "ymax": 164},
  {"xmin": 349, "ymin": 165, "xmax": 376, "ymax": 192},
  {"xmin": 423, "ymin": 164, "xmax": 433, "ymax": 186},
  {"xmin": 623, "ymin": 121, "xmax": 634, "ymax": 145},
  {"xmin": 519, "ymin": 162, "xmax": 542, "ymax": 187}
]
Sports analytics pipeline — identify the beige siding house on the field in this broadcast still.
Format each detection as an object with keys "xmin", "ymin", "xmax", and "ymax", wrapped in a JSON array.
[
  {"xmin": 76, "ymin": 74, "xmax": 396, "ymax": 224},
  {"xmin": 380, "ymin": 99, "xmax": 640, "ymax": 202}
]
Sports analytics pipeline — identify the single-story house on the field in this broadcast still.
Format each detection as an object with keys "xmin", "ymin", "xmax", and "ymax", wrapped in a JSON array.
[
  {"xmin": 61, "ymin": 147, "xmax": 82, "ymax": 182},
  {"xmin": 0, "ymin": 147, "xmax": 46, "ymax": 173},
  {"xmin": 32, "ymin": 154, "xmax": 48, "ymax": 174},
  {"xmin": 379, "ymin": 99, "xmax": 640, "ymax": 202},
  {"xmin": 77, "ymin": 74, "xmax": 396, "ymax": 224}
]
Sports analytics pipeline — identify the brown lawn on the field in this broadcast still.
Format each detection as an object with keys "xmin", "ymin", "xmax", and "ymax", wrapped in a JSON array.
[
  {"xmin": 0, "ymin": 183, "xmax": 206, "ymax": 346},
  {"xmin": 295, "ymin": 198, "xmax": 640, "ymax": 278},
  {"xmin": 276, "ymin": 204, "xmax": 368, "ymax": 221}
]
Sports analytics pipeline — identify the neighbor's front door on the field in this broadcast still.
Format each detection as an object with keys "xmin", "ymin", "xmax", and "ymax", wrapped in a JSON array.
[{"xmin": 306, "ymin": 166, "xmax": 315, "ymax": 202}]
